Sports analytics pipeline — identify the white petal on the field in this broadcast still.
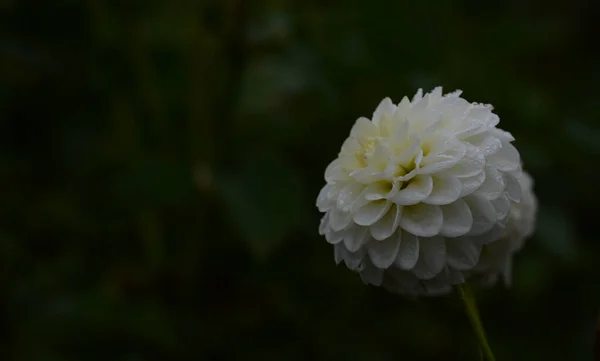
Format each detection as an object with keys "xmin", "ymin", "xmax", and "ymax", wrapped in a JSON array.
[
  {"xmin": 349, "ymin": 167, "xmax": 384, "ymax": 184},
  {"xmin": 439, "ymin": 199, "xmax": 473, "ymax": 237},
  {"xmin": 393, "ymin": 96, "xmax": 411, "ymax": 121},
  {"xmin": 424, "ymin": 172, "xmax": 462, "ymax": 205},
  {"xmin": 325, "ymin": 159, "xmax": 347, "ymax": 182},
  {"xmin": 400, "ymin": 203, "xmax": 443, "ymax": 237},
  {"xmin": 503, "ymin": 171, "xmax": 522, "ymax": 202},
  {"xmin": 337, "ymin": 183, "xmax": 365, "ymax": 211},
  {"xmin": 353, "ymin": 200, "xmax": 390, "ymax": 226},
  {"xmin": 368, "ymin": 143, "xmax": 392, "ymax": 170},
  {"xmin": 418, "ymin": 140, "xmax": 467, "ymax": 174},
  {"xmin": 350, "ymin": 117, "xmax": 377, "ymax": 139},
  {"xmin": 372, "ymin": 97, "xmax": 396, "ymax": 128},
  {"xmin": 470, "ymin": 223, "xmax": 506, "ymax": 245},
  {"xmin": 341, "ymin": 138, "xmax": 362, "ymax": 154},
  {"xmin": 359, "ymin": 262, "xmax": 384, "ymax": 285},
  {"xmin": 325, "ymin": 227, "xmax": 344, "ymax": 244},
  {"xmin": 343, "ymin": 247, "xmax": 366, "ymax": 271},
  {"xmin": 364, "ymin": 181, "xmax": 394, "ymax": 201},
  {"xmin": 488, "ymin": 142, "xmax": 520, "ymax": 172},
  {"xmin": 459, "ymin": 171, "xmax": 486, "ymax": 197},
  {"xmin": 440, "ymin": 96, "xmax": 469, "ymax": 121},
  {"xmin": 429, "ymin": 86, "xmax": 443, "ymax": 99},
  {"xmin": 392, "ymin": 137, "xmax": 421, "ymax": 166},
  {"xmin": 465, "ymin": 194, "xmax": 497, "ymax": 236},
  {"xmin": 466, "ymin": 133, "xmax": 502, "ymax": 156},
  {"xmin": 418, "ymin": 155, "xmax": 460, "ymax": 174},
  {"xmin": 414, "ymin": 149, "xmax": 424, "ymax": 169},
  {"xmin": 446, "ymin": 238, "xmax": 481, "ymax": 270},
  {"xmin": 491, "ymin": 194, "xmax": 511, "ymax": 220},
  {"xmin": 389, "ymin": 117, "xmax": 409, "ymax": 146},
  {"xmin": 390, "ymin": 174, "xmax": 433, "ymax": 205},
  {"xmin": 487, "ymin": 113, "xmax": 500, "ymax": 127},
  {"xmin": 412, "ymin": 236, "xmax": 446, "ymax": 280},
  {"xmin": 477, "ymin": 167, "xmax": 505, "ymax": 200},
  {"xmin": 370, "ymin": 204, "xmax": 402, "ymax": 240},
  {"xmin": 368, "ymin": 236, "xmax": 401, "ymax": 269},
  {"xmin": 448, "ymin": 148, "xmax": 485, "ymax": 178},
  {"xmin": 412, "ymin": 88, "xmax": 424, "ymax": 102},
  {"xmin": 338, "ymin": 153, "xmax": 362, "ymax": 169},
  {"xmin": 329, "ymin": 208, "xmax": 352, "ymax": 231},
  {"xmin": 394, "ymin": 231, "xmax": 418, "ymax": 270},
  {"xmin": 317, "ymin": 184, "xmax": 334, "ymax": 211},
  {"xmin": 394, "ymin": 167, "xmax": 419, "ymax": 182},
  {"xmin": 319, "ymin": 213, "xmax": 329, "ymax": 235},
  {"xmin": 445, "ymin": 89, "xmax": 463, "ymax": 98},
  {"xmin": 343, "ymin": 225, "xmax": 370, "ymax": 252},
  {"xmin": 350, "ymin": 190, "xmax": 370, "ymax": 213}
]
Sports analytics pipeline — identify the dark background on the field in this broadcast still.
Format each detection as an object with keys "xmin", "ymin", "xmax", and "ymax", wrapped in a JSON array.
[{"xmin": 1, "ymin": 1, "xmax": 600, "ymax": 360}]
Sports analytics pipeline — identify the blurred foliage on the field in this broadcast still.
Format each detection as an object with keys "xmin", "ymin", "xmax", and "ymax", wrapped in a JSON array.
[{"xmin": 1, "ymin": 0, "xmax": 600, "ymax": 360}]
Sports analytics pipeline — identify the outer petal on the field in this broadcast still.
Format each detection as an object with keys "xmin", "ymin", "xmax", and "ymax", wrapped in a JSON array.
[
  {"xmin": 491, "ymin": 194, "xmax": 511, "ymax": 221},
  {"xmin": 394, "ymin": 231, "xmax": 418, "ymax": 270},
  {"xmin": 424, "ymin": 172, "xmax": 462, "ymax": 205},
  {"xmin": 359, "ymin": 262, "xmax": 384, "ymax": 285},
  {"xmin": 329, "ymin": 207, "xmax": 352, "ymax": 231},
  {"xmin": 470, "ymin": 223, "xmax": 506, "ymax": 245},
  {"xmin": 458, "ymin": 171, "xmax": 486, "ymax": 197},
  {"xmin": 316, "ymin": 184, "xmax": 334, "ymax": 211},
  {"xmin": 400, "ymin": 203, "xmax": 443, "ymax": 237},
  {"xmin": 465, "ymin": 194, "xmax": 497, "ymax": 236},
  {"xmin": 325, "ymin": 227, "xmax": 344, "ymax": 245},
  {"xmin": 448, "ymin": 150, "xmax": 485, "ymax": 178},
  {"xmin": 337, "ymin": 183, "xmax": 366, "ymax": 211},
  {"xmin": 439, "ymin": 199, "xmax": 473, "ymax": 237},
  {"xmin": 446, "ymin": 238, "xmax": 481, "ymax": 270},
  {"xmin": 368, "ymin": 236, "xmax": 402, "ymax": 269},
  {"xmin": 411, "ymin": 236, "xmax": 446, "ymax": 279},
  {"xmin": 318, "ymin": 213, "xmax": 329, "ymax": 236},
  {"xmin": 325, "ymin": 159, "xmax": 348, "ymax": 183},
  {"xmin": 476, "ymin": 167, "xmax": 505, "ymax": 200},
  {"xmin": 343, "ymin": 225, "xmax": 370, "ymax": 252},
  {"xmin": 334, "ymin": 243, "xmax": 366, "ymax": 271},
  {"xmin": 488, "ymin": 142, "xmax": 520, "ymax": 172},
  {"xmin": 372, "ymin": 97, "xmax": 397, "ymax": 129},
  {"xmin": 370, "ymin": 204, "xmax": 402, "ymax": 240},
  {"xmin": 353, "ymin": 200, "xmax": 391, "ymax": 226},
  {"xmin": 340, "ymin": 138, "xmax": 362, "ymax": 154},
  {"xmin": 351, "ymin": 117, "xmax": 377, "ymax": 140},
  {"xmin": 466, "ymin": 133, "xmax": 502, "ymax": 156},
  {"xmin": 503, "ymin": 171, "xmax": 522, "ymax": 202}
]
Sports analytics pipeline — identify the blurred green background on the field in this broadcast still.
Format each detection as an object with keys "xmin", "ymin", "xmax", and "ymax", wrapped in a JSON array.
[{"xmin": 1, "ymin": 1, "xmax": 599, "ymax": 360}]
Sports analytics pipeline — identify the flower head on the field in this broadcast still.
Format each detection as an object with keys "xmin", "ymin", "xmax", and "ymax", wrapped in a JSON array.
[{"xmin": 317, "ymin": 87, "xmax": 537, "ymax": 296}]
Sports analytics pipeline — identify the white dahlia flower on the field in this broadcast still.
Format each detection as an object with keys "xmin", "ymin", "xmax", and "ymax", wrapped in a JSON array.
[{"xmin": 317, "ymin": 87, "xmax": 537, "ymax": 296}]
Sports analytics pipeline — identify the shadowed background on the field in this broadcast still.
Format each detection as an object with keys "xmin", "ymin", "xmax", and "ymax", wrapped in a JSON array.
[{"xmin": 1, "ymin": 1, "xmax": 599, "ymax": 360}]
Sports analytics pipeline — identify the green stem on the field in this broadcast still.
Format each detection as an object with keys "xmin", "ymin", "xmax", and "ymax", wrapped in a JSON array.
[{"xmin": 455, "ymin": 283, "xmax": 497, "ymax": 361}]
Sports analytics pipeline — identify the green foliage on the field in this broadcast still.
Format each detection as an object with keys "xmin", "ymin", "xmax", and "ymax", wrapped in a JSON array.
[{"xmin": 1, "ymin": 0, "xmax": 599, "ymax": 360}]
